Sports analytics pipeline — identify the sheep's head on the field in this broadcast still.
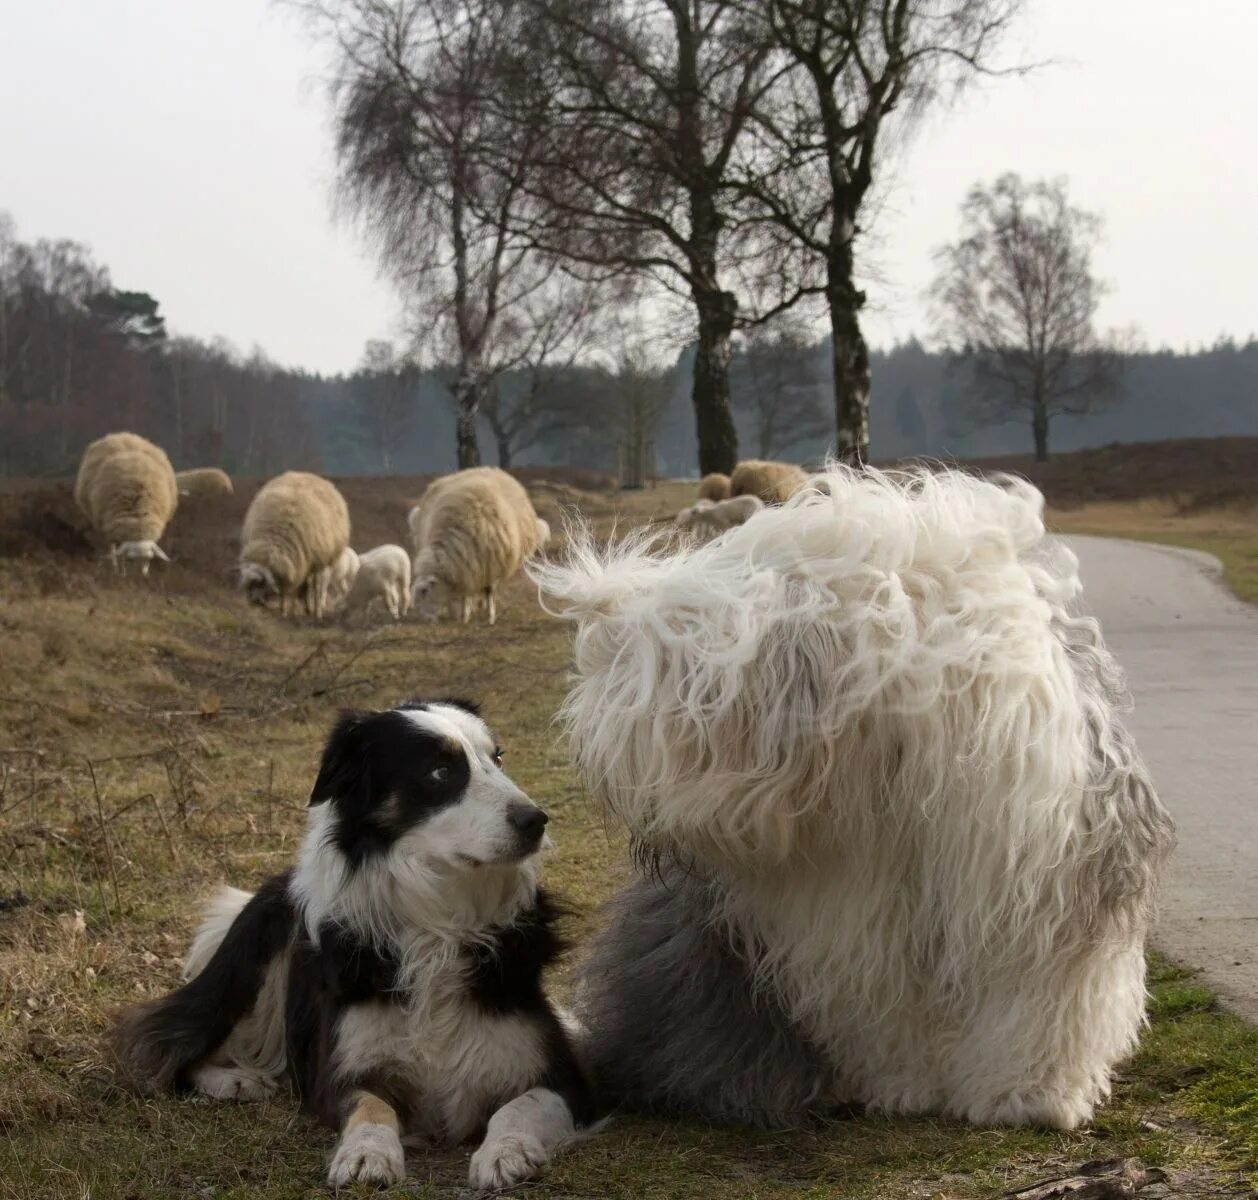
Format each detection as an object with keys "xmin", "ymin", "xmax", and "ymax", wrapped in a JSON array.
[
  {"xmin": 239, "ymin": 562, "xmax": 279, "ymax": 605},
  {"xmin": 111, "ymin": 540, "xmax": 171, "ymax": 576},
  {"xmin": 410, "ymin": 572, "xmax": 450, "ymax": 622},
  {"xmin": 674, "ymin": 499, "xmax": 715, "ymax": 532}
]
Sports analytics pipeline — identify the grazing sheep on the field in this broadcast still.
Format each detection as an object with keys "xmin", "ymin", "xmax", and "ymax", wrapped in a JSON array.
[
  {"xmin": 314, "ymin": 546, "xmax": 360, "ymax": 613},
  {"xmin": 239, "ymin": 472, "xmax": 350, "ymax": 619},
  {"xmin": 697, "ymin": 472, "xmax": 731, "ymax": 502},
  {"xmin": 339, "ymin": 544, "xmax": 412, "ymax": 621},
  {"xmin": 535, "ymin": 517, "xmax": 552, "ymax": 552},
  {"xmin": 74, "ymin": 432, "xmax": 178, "ymax": 575},
  {"xmin": 174, "ymin": 468, "xmax": 234, "ymax": 499},
  {"xmin": 730, "ymin": 459, "xmax": 809, "ymax": 504},
  {"xmin": 675, "ymin": 493, "xmax": 764, "ymax": 540},
  {"xmin": 409, "ymin": 467, "xmax": 542, "ymax": 625}
]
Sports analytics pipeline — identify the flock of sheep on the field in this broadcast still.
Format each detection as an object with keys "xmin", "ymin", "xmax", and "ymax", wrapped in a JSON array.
[
  {"xmin": 672, "ymin": 459, "xmax": 810, "ymax": 538},
  {"xmin": 72, "ymin": 432, "xmax": 551, "ymax": 625},
  {"xmin": 72, "ymin": 432, "xmax": 807, "ymax": 624}
]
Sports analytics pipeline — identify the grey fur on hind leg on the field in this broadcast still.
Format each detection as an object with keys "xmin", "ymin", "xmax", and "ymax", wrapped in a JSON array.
[{"xmin": 574, "ymin": 867, "xmax": 830, "ymax": 1127}]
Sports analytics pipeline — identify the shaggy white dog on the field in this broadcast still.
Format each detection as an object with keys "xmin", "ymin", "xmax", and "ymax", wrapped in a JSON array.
[{"xmin": 533, "ymin": 466, "xmax": 1174, "ymax": 1131}]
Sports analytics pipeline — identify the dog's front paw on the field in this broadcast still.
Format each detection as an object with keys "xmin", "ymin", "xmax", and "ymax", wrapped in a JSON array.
[
  {"xmin": 189, "ymin": 1064, "xmax": 276, "ymax": 1102},
  {"xmin": 328, "ymin": 1123, "xmax": 406, "ymax": 1188},
  {"xmin": 468, "ymin": 1132, "xmax": 548, "ymax": 1192}
]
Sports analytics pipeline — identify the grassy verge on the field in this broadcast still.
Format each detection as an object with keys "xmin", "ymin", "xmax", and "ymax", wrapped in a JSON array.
[
  {"xmin": 1, "ymin": 485, "xmax": 1255, "ymax": 1198},
  {"xmin": 1047, "ymin": 499, "xmax": 1258, "ymax": 605}
]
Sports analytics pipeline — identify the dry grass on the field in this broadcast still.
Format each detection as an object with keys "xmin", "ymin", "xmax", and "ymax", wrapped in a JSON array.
[
  {"xmin": 1046, "ymin": 498, "xmax": 1258, "ymax": 605},
  {"xmin": 0, "ymin": 478, "xmax": 1255, "ymax": 1199}
]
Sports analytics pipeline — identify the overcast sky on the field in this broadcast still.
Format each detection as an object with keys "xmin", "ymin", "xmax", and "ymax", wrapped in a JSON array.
[{"xmin": 1, "ymin": 0, "xmax": 1255, "ymax": 374}]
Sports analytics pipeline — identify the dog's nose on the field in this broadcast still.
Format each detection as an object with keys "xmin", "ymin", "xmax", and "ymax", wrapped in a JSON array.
[{"xmin": 507, "ymin": 805, "xmax": 548, "ymax": 840}]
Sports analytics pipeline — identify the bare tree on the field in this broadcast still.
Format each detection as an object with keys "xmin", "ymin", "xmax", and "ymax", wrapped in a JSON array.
[
  {"xmin": 297, "ymin": 0, "xmax": 579, "ymax": 468},
  {"xmin": 930, "ymin": 173, "xmax": 1122, "ymax": 462},
  {"xmin": 510, "ymin": 0, "xmax": 822, "ymax": 476},
  {"xmin": 475, "ymin": 260, "xmax": 620, "ymax": 467},
  {"xmin": 606, "ymin": 343, "xmax": 671, "ymax": 487},
  {"xmin": 738, "ymin": 323, "xmax": 828, "ymax": 457},
  {"xmin": 737, "ymin": 0, "xmax": 1022, "ymax": 463}
]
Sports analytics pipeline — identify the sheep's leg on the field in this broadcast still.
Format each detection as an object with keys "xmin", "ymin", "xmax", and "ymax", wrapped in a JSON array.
[
  {"xmin": 386, "ymin": 587, "xmax": 400, "ymax": 621},
  {"xmin": 484, "ymin": 588, "xmax": 496, "ymax": 626},
  {"xmin": 460, "ymin": 595, "xmax": 472, "ymax": 624}
]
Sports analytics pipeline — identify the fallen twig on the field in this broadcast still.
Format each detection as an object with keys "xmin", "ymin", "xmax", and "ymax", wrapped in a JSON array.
[
  {"xmin": 149, "ymin": 793, "xmax": 179, "ymax": 865},
  {"xmin": 275, "ymin": 641, "xmax": 328, "ymax": 694},
  {"xmin": 997, "ymin": 1158, "xmax": 1168, "ymax": 1199},
  {"xmin": 86, "ymin": 759, "xmax": 122, "ymax": 921}
]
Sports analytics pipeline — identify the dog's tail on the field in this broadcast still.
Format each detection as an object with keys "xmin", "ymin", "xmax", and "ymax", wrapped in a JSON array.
[{"xmin": 111, "ymin": 870, "xmax": 296, "ymax": 1093}]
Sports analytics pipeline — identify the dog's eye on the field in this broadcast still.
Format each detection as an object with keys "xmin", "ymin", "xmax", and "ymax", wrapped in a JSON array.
[
  {"xmin": 429, "ymin": 766, "xmax": 450, "ymax": 782},
  {"xmin": 492, "ymin": 748, "xmax": 504, "ymax": 768}
]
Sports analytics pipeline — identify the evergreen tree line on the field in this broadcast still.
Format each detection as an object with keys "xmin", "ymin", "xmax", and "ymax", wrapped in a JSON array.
[{"xmin": 2, "ymin": 212, "xmax": 1253, "ymax": 479}]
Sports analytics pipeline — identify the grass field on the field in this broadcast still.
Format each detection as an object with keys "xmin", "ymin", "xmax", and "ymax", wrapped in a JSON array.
[{"xmin": 1, "ymin": 469, "xmax": 1256, "ymax": 1199}]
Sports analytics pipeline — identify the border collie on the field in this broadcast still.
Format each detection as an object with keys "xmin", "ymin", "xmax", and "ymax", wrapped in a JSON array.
[{"xmin": 112, "ymin": 699, "xmax": 596, "ymax": 1190}]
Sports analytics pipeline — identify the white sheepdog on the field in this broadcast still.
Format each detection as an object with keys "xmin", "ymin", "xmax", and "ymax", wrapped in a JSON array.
[{"xmin": 532, "ymin": 465, "xmax": 1174, "ymax": 1132}]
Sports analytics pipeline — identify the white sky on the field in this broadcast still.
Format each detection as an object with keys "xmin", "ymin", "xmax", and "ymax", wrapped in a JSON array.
[{"xmin": 1, "ymin": 0, "xmax": 1255, "ymax": 374}]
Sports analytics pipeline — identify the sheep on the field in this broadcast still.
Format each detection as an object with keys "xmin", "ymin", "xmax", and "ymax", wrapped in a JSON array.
[
  {"xmin": 673, "ymin": 498, "xmax": 715, "ymax": 532},
  {"xmin": 534, "ymin": 517, "xmax": 552, "ymax": 553},
  {"xmin": 73, "ymin": 432, "xmax": 179, "ymax": 575},
  {"xmin": 729, "ymin": 459, "xmax": 809, "ymax": 504},
  {"xmin": 339, "ymin": 544, "xmax": 412, "ymax": 621},
  {"xmin": 174, "ymin": 468, "xmax": 233, "ymax": 499},
  {"xmin": 675, "ymin": 493, "xmax": 765, "ymax": 540},
  {"xmin": 238, "ymin": 471, "xmax": 350, "ymax": 619},
  {"xmin": 697, "ymin": 472, "xmax": 731, "ymax": 502},
  {"xmin": 409, "ymin": 466, "xmax": 542, "ymax": 625},
  {"xmin": 315, "ymin": 546, "xmax": 360, "ymax": 613}
]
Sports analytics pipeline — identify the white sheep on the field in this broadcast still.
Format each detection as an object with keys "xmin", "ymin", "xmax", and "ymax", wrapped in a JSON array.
[
  {"xmin": 697, "ymin": 472, "xmax": 732, "ymax": 502},
  {"xmin": 175, "ymin": 467, "xmax": 233, "ymax": 499},
  {"xmin": 675, "ymin": 493, "xmax": 765, "ymax": 540},
  {"xmin": 73, "ymin": 432, "xmax": 179, "ymax": 575},
  {"xmin": 315, "ymin": 546, "xmax": 360, "ymax": 613},
  {"xmin": 339, "ymin": 544, "xmax": 411, "ymax": 621},
  {"xmin": 730, "ymin": 459, "xmax": 809, "ymax": 504},
  {"xmin": 239, "ymin": 472, "xmax": 350, "ymax": 619},
  {"xmin": 409, "ymin": 467, "xmax": 542, "ymax": 625}
]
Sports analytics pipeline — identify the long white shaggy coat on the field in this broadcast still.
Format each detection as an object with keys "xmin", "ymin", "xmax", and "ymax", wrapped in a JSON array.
[{"xmin": 534, "ymin": 466, "xmax": 1175, "ymax": 1131}]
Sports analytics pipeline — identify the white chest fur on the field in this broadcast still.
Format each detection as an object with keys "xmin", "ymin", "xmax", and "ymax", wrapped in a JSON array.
[{"xmin": 330, "ymin": 950, "xmax": 548, "ymax": 1144}]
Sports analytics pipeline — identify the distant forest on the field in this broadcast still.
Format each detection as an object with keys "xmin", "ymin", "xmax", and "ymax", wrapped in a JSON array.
[{"xmin": 2, "ymin": 214, "xmax": 1255, "ymax": 479}]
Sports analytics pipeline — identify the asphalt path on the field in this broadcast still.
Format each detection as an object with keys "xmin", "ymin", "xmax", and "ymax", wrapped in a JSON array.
[{"xmin": 1067, "ymin": 535, "xmax": 1258, "ymax": 1021}]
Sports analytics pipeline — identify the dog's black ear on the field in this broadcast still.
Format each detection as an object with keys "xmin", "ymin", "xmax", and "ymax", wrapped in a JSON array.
[{"xmin": 309, "ymin": 710, "xmax": 371, "ymax": 807}]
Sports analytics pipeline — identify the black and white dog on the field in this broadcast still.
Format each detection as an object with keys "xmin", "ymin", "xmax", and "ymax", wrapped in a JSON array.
[{"xmin": 112, "ymin": 699, "xmax": 596, "ymax": 1190}]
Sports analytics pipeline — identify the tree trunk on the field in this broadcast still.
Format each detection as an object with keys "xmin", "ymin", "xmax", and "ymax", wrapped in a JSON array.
[
  {"xmin": 827, "ymin": 229, "xmax": 871, "ymax": 465},
  {"xmin": 494, "ymin": 428, "xmax": 512, "ymax": 469},
  {"xmin": 1032, "ymin": 399, "xmax": 1049, "ymax": 462},
  {"xmin": 691, "ymin": 289, "xmax": 739, "ymax": 476},
  {"xmin": 483, "ymin": 387, "xmax": 512, "ymax": 468},
  {"xmin": 452, "ymin": 372, "xmax": 482, "ymax": 469}
]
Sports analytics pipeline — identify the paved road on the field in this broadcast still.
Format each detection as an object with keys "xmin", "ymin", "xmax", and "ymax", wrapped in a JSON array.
[{"xmin": 1067, "ymin": 536, "xmax": 1258, "ymax": 1021}]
